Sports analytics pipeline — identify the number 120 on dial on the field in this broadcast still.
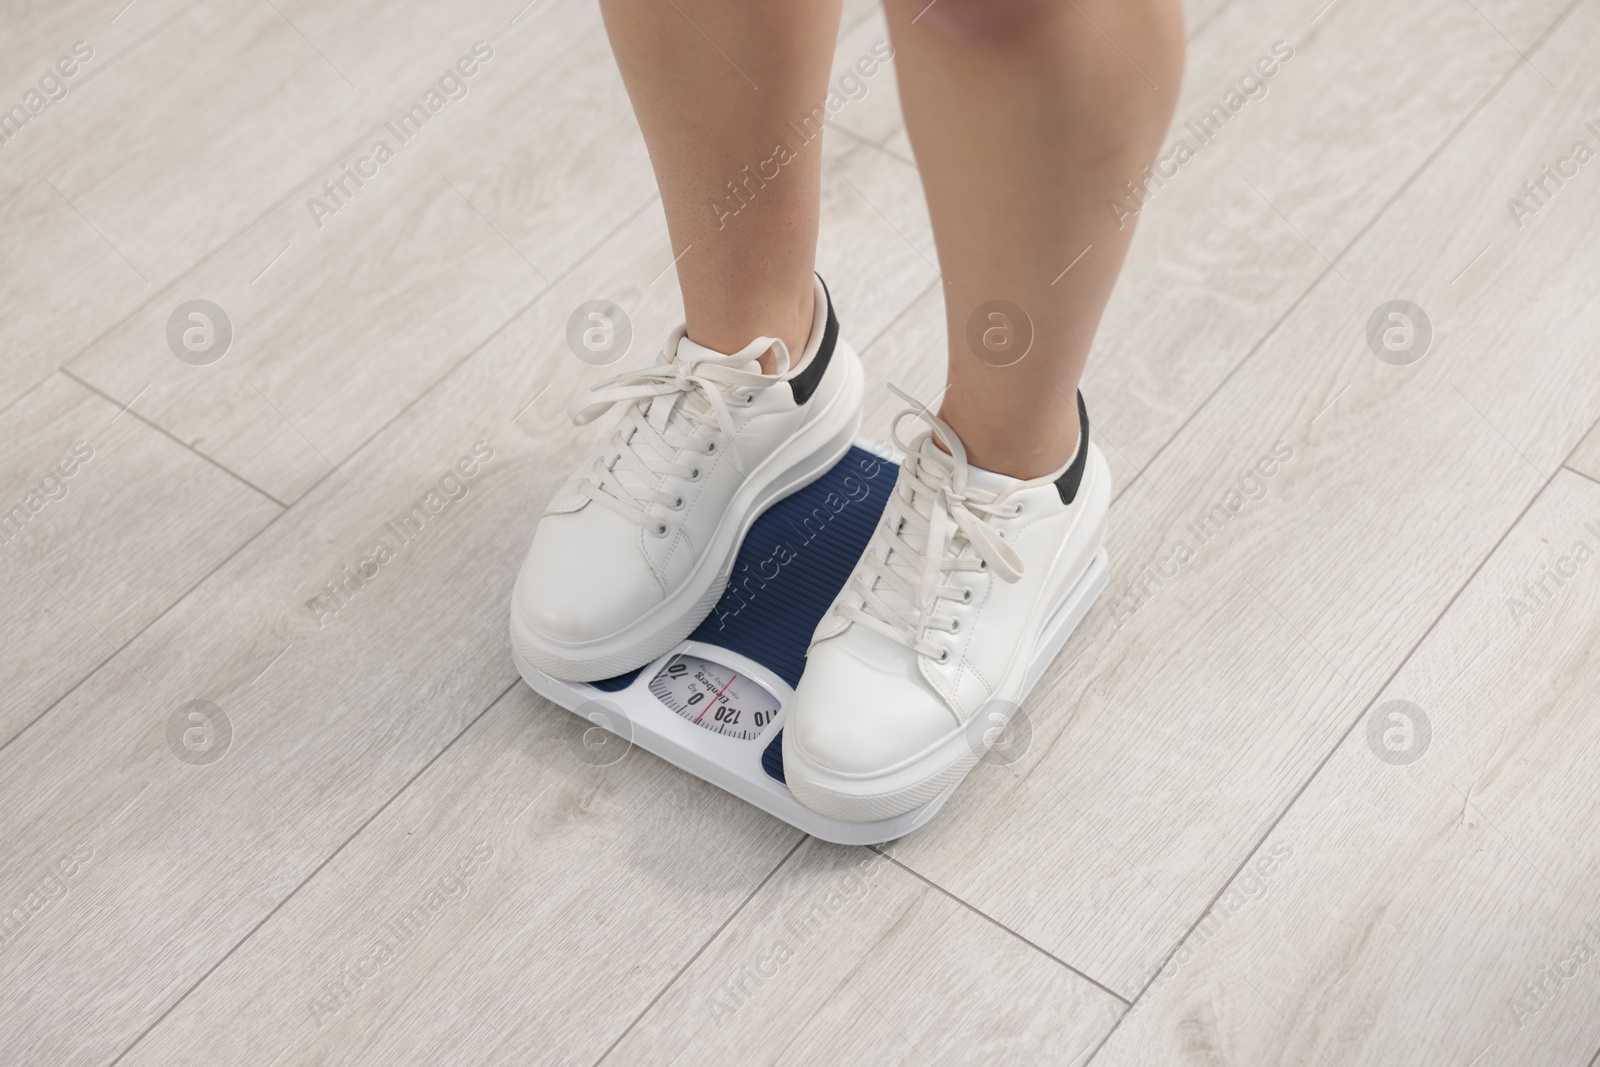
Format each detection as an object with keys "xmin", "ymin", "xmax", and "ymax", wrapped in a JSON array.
[{"xmin": 647, "ymin": 654, "xmax": 780, "ymax": 740}]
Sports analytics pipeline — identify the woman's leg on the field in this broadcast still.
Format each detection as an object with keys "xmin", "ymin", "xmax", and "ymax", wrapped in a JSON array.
[
  {"xmin": 516, "ymin": 1, "xmax": 859, "ymax": 682},
  {"xmin": 884, "ymin": 0, "xmax": 1185, "ymax": 477},
  {"xmin": 597, "ymin": 0, "xmax": 846, "ymax": 368}
]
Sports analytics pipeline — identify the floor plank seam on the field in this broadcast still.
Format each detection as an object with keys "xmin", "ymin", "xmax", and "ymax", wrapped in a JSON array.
[
  {"xmin": 589, "ymin": 836, "xmax": 808, "ymax": 1067},
  {"xmin": 1185, "ymin": 0, "xmax": 1245, "ymax": 42},
  {"xmin": 842, "ymin": 1, "xmax": 882, "ymax": 37},
  {"xmin": 0, "ymin": 491, "xmax": 313, "ymax": 760},
  {"xmin": 827, "ymin": 121, "xmax": 916, "ymax": 168},
  {"xmin": 1077, "ymin": 492, "xmax": 1542, "ymax": 1062},
  {"xmin": 56, "ymin": 0, "xmax": 211, "ymax": 99},
  {"xmin": 95, "ymin": 2, "xmax": 1590, "ymax": 1053},
  {"xmin": 1564, "ymin": 464, "xmax": 1600, "ymax": 491},
  {"xmin": 104, "ymin": 677, "xmax": 521, "ymax": 1067},
  {"xmin": 1121, "ymin": 0, "xmax": 1590, "ymax": 500},
  {"xmin": 5, "ymin": 1, "xmax": 566, "ymax": 425},
  {"xmin": 859, "ymin": 276, "xmax": 941, "ymax": 357},
  {"xmin": 1559, "ymin": 409, "xmax": 1600, "ymax": 490},
  {"xmin": 4, "ymin": 107, "xmax": 376, "ymax": 424},
  {"xmin": 0, "ymin": 369, "xmax": 65, "ymax": 424},
  {"xmin": 866, "ymin": 843, "xmax": 1133, "ymax": 1008},
  {"xmin": 246, "ymin": 187, "xmax": 661, "ymax": 511},
  {"xmin": 1079, "ymin": 366, "xmax": 1600, "ymax": 1065},
  {"xmin": 7, "ymin": 0, "xmax": 1599, "ymax": 1061},
  {"xmin": 0, "ymin": 0, "xmax": 1230, "ymax": 429},
  {"xmin": 56, "ymin": 366, "xmax": 290, "ymax": 509},
  {"xmin": 0, "ymin": 191, "xmax": 661, "ymax": 761}
]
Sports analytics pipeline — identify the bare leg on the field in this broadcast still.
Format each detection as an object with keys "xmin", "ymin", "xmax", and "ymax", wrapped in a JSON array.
[
  {"xmin": 598, "ymin": 0, "xmax": 845, "ymax": 369},
  {"xmin": 884, "ymin": 0, "xmax": 1185, "ymax": 478}
]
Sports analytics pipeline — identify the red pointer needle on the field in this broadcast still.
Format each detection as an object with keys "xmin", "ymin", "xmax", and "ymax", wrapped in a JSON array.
[{"xmin": 694, "ymin": 671, "xmax": 736, "ymax": 725}]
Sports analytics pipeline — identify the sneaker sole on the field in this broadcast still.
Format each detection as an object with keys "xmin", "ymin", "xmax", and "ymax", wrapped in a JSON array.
[{"xmin": 511, "ymin": 342, "xmax": 866, "ymax": 682}]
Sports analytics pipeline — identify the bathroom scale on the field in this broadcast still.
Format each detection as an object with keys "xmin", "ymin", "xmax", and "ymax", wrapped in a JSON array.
[{"xmin": 511, "ymin": 442, "xmax": 1109, "ymax": 845}]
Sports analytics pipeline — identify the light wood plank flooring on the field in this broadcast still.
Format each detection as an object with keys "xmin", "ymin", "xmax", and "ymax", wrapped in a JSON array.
[{"xmin": 3, "ymin": 0, "xmax": 1599, "ymax": 1063}]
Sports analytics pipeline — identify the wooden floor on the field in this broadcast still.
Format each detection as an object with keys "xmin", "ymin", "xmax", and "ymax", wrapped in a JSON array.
[{"xmin": 5, "ymin": 0, "xmax": 1600, "ymax": 1063}]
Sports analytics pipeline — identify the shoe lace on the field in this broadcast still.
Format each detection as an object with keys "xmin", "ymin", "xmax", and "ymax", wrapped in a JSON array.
[
  {"xmin": 566, "ymin": 327, "xmax": 789, "ymax": 530},
  {"xmin": 839, "ymin": 385, "xmax": 1026, "ymax": 660}
]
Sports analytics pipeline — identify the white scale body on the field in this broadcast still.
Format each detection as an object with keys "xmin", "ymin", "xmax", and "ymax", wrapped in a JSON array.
[{"xmin": 513, "ymin": 442, "xmax": 1109, "ymax": 846}]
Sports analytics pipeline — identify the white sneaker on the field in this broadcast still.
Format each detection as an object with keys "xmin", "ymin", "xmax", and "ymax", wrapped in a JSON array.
[
  {"xmin": 512, "ymin": 276, "xmax": 864, "ymax": 681},
  {"xmin": 783, "ymin": 386, "xmax": 1109, "ymax": 822}
]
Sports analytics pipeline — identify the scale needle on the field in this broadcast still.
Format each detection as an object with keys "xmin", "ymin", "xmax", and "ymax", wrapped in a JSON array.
[{"xmin": 695, "ymin": 671, "xmax": 737, "ymax": 725}]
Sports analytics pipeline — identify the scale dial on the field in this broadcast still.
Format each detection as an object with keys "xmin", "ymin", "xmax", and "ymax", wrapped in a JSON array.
[{"xmin": 648, "ymin": 653, "xmax": 780, "ymax": 740}]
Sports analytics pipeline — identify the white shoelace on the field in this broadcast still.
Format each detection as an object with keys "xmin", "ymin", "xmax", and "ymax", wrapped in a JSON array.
[
  {"xmin": 840, "ymin": 385, "xmax": 1026, "ymax": 661},
  {"xmin": 566, "ymin": 327, "xmax": 790, "ymax": 532}
]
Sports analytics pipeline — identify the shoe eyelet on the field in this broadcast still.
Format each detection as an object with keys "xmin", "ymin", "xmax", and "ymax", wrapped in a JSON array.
[
  {"xmin": 937, "ymin": 648, "xmax": 951, "ymax": 664},
  {"xmin": 689, "ymin": 466, "xmax": 702, "ymax": 482},
  {"xmin": 670, "ymin": 495, "xmax": 685, "ymax": 510},
  {"xmin": 705, "ymin": 441, "xmax": 717, "ymax": 455},
  {"xmin": 743, "ymin": 394, "xmax": 755, "ymax": 406},
  {"xmin": 949, "ymin": 619, "xmax": 961, "ymax": 634},
  {"xmin": 652, "ymin": 520, "xmax": 669, "ymax": 537},
  {"xmin": 978, "ymin": 559, "xmax": 988, "ymax": 572},
  {"xmin": 961, "ymin": 588, "xmax": 973, "ymax": 603},
  {"xmin": 1013, "ymin": 504, "xmax": 1024, "ymax": 517}
]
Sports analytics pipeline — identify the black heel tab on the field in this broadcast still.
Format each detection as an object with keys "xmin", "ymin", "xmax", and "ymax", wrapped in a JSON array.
[
  {"xmin": 1055, "ymin": 391, "xmax": 1090, "ymax": 505},
  {"xmin": 788, "ymin": 274, "xmax": 838, "ymax": 406}
]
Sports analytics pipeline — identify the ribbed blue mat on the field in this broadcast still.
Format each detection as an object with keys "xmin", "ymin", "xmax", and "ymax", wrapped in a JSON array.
[
  {"xmin": 687, "ymin": 446, "xmax": 894, "ymax": 685},
  {"xmin": 592, "ymin": 444, "xmax": 896, "ymax": 690},
  {"xmin": 592, "ymin": 445, "xmax": 897, "ymax": 785},
  {"xmin": 761, "ymin": 730, "xmax": 787, "ymax": 784}
]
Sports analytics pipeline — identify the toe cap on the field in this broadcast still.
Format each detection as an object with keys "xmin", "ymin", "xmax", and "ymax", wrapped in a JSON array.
[
  {"xmin": 790, "ymin": 630, "xmax": 959, "ymax": 776},
  {"xmin": 515, "ymin": 507, "xmax": 663, "ymax": 644}
]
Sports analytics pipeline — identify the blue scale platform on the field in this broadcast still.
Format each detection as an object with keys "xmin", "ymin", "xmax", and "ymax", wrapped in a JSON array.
[{"xmin": 592, "ymin": 444, "xmax": 897, "ymax": 783}]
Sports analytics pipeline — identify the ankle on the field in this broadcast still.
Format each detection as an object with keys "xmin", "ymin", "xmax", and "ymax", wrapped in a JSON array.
[
  {"xmin": 939, "ymin": 394, "xmax": 1081, "ymax": 480},
  {"xmin": 760, "ymin": 282, "xmax": 816, "ymax": 375},
  {"xmin": 682, "ymin": 279, "xmax": 816, "ymax": 375}
]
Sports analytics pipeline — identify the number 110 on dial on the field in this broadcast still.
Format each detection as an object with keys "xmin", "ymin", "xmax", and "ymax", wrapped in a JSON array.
[{"xmin": 647, "ymin": 654, "xmax": 780, "ymax": 740}]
